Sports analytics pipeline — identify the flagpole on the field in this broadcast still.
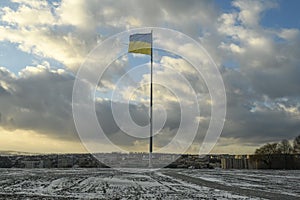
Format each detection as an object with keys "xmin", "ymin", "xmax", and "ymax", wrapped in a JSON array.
[{"xmin": 149, "ymin": 30, "xmax": 153, "ymax": 168}]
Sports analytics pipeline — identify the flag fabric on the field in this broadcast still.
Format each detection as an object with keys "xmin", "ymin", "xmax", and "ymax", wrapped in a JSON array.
[{"xmin": 128, "ymin": 33, "xmax": 152, "ymax": 55}]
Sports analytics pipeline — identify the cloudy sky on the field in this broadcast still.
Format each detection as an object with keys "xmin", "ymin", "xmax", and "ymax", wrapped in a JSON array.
[{"xmin": 0, "ymin": 0, "xmax": 300, "ymax": 154}]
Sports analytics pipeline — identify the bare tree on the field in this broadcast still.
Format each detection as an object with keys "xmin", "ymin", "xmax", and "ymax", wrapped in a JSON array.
[
  {"xmin": 255, "ymin": 143, "xmax": 279, "ymax": 155},
  {"xmin": 278, "ymin": 139, "xmax": 293, "ymax": 154},
  {"xmin": 293, "ymin": 135, "xmax": 300, "ymax": 154},
  {"xmin": 254, "ymin": 143, "xmax": 279, "ymax": 168}
]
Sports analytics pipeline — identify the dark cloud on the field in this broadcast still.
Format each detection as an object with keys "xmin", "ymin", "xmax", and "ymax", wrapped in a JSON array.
[
  {"xmin": 95, "ymin": 98, "xmax": 184, "ymax": 148},
  {"xmin": 223, "ymin": 104, "xmax": 300, "ymax": 144},
  {"xmin": 0, "ymin": 65, "xmax": 198, "ymax": 149},
  {"xmin": 246, "ymin": 61, "xmax": 300, "ymax": 99},
  {"xmin": 220, "ymin": 68, "xmax": 300, "ymax": 145},
  {"xmin": 0, "ymin": 66, "xmax": 77, "ymax": 140}
]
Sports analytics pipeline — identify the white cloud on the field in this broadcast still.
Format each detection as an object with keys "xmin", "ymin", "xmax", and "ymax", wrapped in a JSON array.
[
  {"xmin": 278, "ymin": 28, "xmax": 300, "ymax": 41},
  {"xmin": 57, "ymin": 0, "xmax": 95, "ymax": 30},
  {"xmin": 0, "ymin": 25, "xmax": 86, "ymax": 70},
  {"xmin": 10, "ymin": 0, "xmax": 49, "ymax": 9},
  {"xmin": 1, "ymin": 4, "xmax": 55, "ymax": 26},
  {"xmin": 160, "ymin": 56, "xmax": 197, "ymax": 75},
  {"xmin": 219, "ymin": 42, "xmax": 245, "ymax": 54},
  {"xmin": 232, "ymin": 0, "xmax": 277, "ymax": 27}
]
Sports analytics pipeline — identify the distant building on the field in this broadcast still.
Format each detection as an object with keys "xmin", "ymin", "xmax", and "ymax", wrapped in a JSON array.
[
  {"xmin": 221, "ymin": 154, "xmax": 300, "ymax": 169},
  {"xmin": 0, "ymin": 156, "xmax": 12, "ymax": 168},
  {"xmin": 21, "ymin": 160, "xmax": 43, "ymax": 168},
  {"xmin": 221, "ymin": 155, "xmax": 253, "ymax": 169}
]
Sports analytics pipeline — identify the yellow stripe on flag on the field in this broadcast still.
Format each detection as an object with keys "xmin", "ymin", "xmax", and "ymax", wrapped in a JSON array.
[{"xmin": 128, "ymin": 41, "xmax": 151, "ymax": 55}]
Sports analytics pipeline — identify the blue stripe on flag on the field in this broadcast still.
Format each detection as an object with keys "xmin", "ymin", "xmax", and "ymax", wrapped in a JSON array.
[{"xmin": 129, "ymin": 33, "xmax": 152, "ymax": 44}]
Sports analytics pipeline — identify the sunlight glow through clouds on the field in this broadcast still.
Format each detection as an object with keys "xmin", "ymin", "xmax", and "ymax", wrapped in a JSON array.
[{"xmin": 0, "ymin": 127, "xmax": 87, "ymax": 153}]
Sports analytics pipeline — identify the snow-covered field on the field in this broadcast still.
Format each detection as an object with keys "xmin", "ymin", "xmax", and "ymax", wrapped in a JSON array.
[
  {"xmin": 0, "ymin": 168, "xmax": 298, "ymax": 199},
  {"xmin": 179, "ymin": 169, "xmax": 300, "ymax": 198}
]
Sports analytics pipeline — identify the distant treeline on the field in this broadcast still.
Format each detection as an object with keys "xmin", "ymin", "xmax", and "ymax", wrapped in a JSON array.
[
  {"xmin": 255, "ymin": 135, "xmax": 300, "ymax": 155},
  {"xmin": 252, "ymin": 135, "xmax": 300, "ymax": 169}
]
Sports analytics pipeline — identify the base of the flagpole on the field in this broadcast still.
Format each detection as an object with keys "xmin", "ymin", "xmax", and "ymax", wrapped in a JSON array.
[{"xmin": 149, "ymin": 152, "xmax": 153, "ymax": 168}]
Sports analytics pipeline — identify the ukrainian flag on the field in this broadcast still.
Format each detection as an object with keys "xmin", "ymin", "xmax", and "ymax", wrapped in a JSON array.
[{"xmin": 128, "ymin": 33, "xmax": 152, "ymax": 55}]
